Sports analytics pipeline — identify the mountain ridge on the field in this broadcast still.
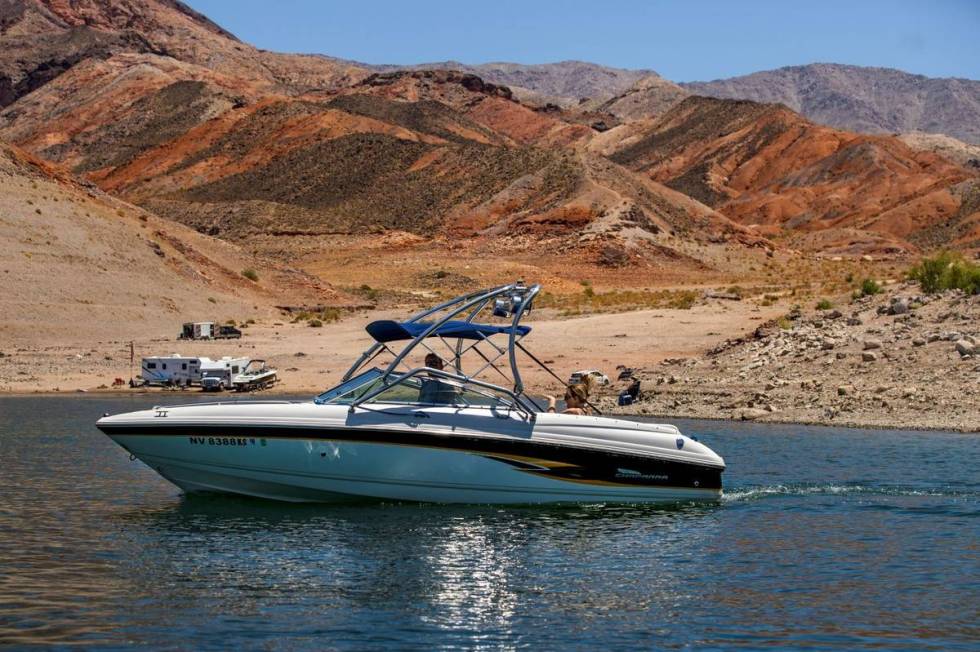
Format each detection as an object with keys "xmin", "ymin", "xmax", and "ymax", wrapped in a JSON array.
[
  {"xmin": 1, "ymin": 0, "xmax": 977, "ymax": 258},
  {"xmin": 682, "ymin": 63, "xmax": 980, "ymax": 145}
]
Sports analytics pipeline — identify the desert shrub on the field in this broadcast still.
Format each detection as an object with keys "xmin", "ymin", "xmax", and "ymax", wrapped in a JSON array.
[
  {"xmin": 308, "ymin": 319, "xmax": 322, "ymax": 328},
  {"xmin": 241, "ymin": 269, "xmax": 259, "ymax": 282},
  {"xmin": 815, "ymin": 299, "xmax": 833, "ymax": 310},
  {"xmin": 859, "ymin": 278, "xmax": 882, "ymax": 296},
  {"xmin": 909, "ymin": 252, "xmax": 980, "ymax": 294},
  {"xmin": 355, "ymin": 284, "xmax": 379, "ymax": 301},
  {"xmin": 668, "ymin": 291, "xmax": 697, "ymax": 310},
  {"xmin": 320, "ymin": 307, "xmax": 342, "ymax": 323}
]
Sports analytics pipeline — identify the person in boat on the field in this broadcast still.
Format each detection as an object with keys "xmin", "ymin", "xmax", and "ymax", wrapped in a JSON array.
[
  {"xmin": 418, "ymin": 353, "xmax": 460, "ymax": 404},
  {"xmin": 546, "ymin": 383, "xmax": 589, "ymax": 415}
]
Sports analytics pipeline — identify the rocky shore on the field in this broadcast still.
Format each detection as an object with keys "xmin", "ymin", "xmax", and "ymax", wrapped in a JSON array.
[{"xmin": 605, "ymin": 284, "xmax": 980, "ymax": 432}]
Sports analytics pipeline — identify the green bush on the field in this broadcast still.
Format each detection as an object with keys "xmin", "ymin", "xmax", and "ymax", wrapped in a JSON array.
[
  {"xmin": 908, "ymin": 252, "xmax": 980, "ymax": 294},
  {"xmin": 816, "ymin": 299, "xmax": 833, "ymax": 310},
  {"xmin": 308, "ymin": 319, "xmax": 323, "ymax": 328},
  {"xmin": 241, "ymin": 269, "xmax": 259, "ymax": 282},
  {"xmin": 859, "ymin": 278, "xmax": 882, "ymax": 296}
]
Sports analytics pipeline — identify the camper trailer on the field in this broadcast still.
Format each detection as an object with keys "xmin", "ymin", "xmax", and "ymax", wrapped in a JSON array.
[
  {"xmin": 140, "ymin": 355, "xmax": 203, "ymax": 387},
  {"xmin": 178, "ymin": 322, "xmax": 216, "ymax": 340},
  {"xmin": 200, "ymin": 356, "xmax": 250, "ymax": 392}
]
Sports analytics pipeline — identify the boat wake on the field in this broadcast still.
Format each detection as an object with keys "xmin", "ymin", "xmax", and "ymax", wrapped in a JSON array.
[{"xmin": 722, "ymin": 483, "xmax": 978, "ymax": 503}]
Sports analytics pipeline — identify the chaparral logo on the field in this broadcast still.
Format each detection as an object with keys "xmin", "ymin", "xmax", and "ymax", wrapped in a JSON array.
[{"xmin": 616, "ymin": 468, "xmax": 669, "ymax": 481}]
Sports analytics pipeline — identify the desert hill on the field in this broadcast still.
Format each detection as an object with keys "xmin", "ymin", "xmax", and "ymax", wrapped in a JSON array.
[
  {"xmin": 339, "ymin": 59, "xmax": 660, "ymax": 107},
  {"xmin": 0, "ymin": 138, "xmax": 352, "ymax": 345},
  {"xmin": 357, "ymin": 59, "xmax": 980, "ymax": 150},
  {"xmin": 586, "ymin": 74, "xmax": 690, "ymax": 121},
  {"xmin": 682, "ymin": 64, "xmax": 980, "ymax": 145},
  {"xmin": 0, "ymin": 4, "xmax": 752, "ymax": 270},
  {"xmin": 0, "ymin": 0, "xmax": 367, "ymax": 109},
  {"xmin": 0, "ymin": 0, "xmax": 977, "ymax": 265},
  {"xmin": 600, "ymin": 96, "xmax": 980, "ymax": 253},
  {"xmin": 898, "ymin": 132, "xmax": 980, "ymax": 169}
]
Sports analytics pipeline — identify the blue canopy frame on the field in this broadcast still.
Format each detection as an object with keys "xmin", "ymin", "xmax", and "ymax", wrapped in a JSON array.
[
  {"xmin": 331, "ymin": 281, "xmax": 600, "ymax": 416},
  {"xmin": 365, "ymin": 319, "xmax": 531, "ymax": 343}
]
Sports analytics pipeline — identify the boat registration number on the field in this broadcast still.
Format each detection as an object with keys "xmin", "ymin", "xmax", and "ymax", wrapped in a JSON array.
[{"xmin": 188, "ymin": 436, "xmax": 265, "ymax": 447}]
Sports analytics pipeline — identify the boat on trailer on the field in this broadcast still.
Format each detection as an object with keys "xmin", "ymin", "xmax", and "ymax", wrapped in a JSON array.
[
  {"xmin": 97, "ymin": 282, "xmax": 725, "ymax": 503},
  {"xmin": 231, "ymin": 359, "xmax": 277, "ymax": 392}
]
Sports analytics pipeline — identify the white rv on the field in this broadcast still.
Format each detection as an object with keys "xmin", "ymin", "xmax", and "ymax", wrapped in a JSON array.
[
  {"xmin": 200, "ymin": 357, "xmax": 250, "ymax": 391},
  {"xmin": 140, "ymin": 355, "xmax": 203, "ymax": 386}
]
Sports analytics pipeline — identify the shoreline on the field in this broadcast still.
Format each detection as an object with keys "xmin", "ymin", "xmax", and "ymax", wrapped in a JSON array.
[
  {"xmin": 3, "ymin": 286, "xmax": 976, "ymax": 434},
  {"xmin": 4, "ymin": 388, "xmax": 976, "ymax": 434}
]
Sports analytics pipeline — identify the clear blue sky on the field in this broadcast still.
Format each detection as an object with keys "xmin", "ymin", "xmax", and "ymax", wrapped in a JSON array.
[{"xmin": 186, "ymin": 0, "xmax": 980, "ymax": 81}]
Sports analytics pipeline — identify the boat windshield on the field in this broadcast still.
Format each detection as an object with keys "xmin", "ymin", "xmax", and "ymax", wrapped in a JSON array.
[
  {"xmin": 315, "ymin": 367, "xmax": 529, "ymax": 411},
  {"xmin": 366, "ymin": 374, "xmax": 521, "ymax": 409},
  {"xmin": 314, "ymin": 368, "xmax": 386, "ymax": 405}
]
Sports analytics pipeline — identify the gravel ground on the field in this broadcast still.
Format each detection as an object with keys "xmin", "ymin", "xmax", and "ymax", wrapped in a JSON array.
[{"xmin": 604, "ymin": 283, "xmax": 980, "ymax": 432}]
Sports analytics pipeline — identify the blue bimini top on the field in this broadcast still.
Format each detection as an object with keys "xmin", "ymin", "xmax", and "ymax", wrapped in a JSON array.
[{"xmin": 365, "ymin": 320, "xmax": 531, "ymax": 343}]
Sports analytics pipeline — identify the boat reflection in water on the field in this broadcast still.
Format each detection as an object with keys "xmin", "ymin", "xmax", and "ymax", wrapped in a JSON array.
[{"xmin": 97, "ymin": 282, "xmax": 725, "ymax": 504}]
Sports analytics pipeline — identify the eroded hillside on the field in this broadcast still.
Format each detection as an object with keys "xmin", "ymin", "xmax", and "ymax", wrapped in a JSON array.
[{"xmin": 0, "ymin": 139, "xmax": 354, "ymax": 344}]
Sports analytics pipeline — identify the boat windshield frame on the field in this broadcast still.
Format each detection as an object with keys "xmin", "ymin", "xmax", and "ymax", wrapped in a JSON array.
[
  {"xmin": 351, "ymin": 366, "xmax": 537, "ymax": 417},
  {"xmin": 313, "ymin": 367, "xmax": 386, "ymax": 405},
  {"xmin": 315, "ymin": 282, "xmax": 548, "ymax": 418}
]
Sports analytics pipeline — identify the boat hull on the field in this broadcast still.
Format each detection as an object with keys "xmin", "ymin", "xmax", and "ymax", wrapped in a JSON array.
[{"xmin": 103, "ymin": 428, "xmax": 722, "ymax": 504}]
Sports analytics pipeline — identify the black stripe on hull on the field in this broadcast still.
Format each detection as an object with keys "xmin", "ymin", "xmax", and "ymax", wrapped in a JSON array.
[{"xmin": 98, "ymin": 423, "xmax": 723, "ymax": 490}]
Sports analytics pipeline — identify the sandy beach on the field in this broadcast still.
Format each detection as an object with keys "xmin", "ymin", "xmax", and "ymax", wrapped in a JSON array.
[
  {"xmin": 3, "ymin": 283, "xmax": 976, "ymax": 432},
  {"xmin": 0, "ymin": 299, "xmax": 785, "ymax": 397}
]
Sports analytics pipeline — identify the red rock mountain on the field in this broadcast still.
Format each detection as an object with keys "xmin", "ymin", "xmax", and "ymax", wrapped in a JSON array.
[
  {"xmin": 1, "ymin": 0, "xmax": 977, "ymax": 260},
  {"xmin": 600, "ymin": 97, "xmax": 980, "ymax": 253}
]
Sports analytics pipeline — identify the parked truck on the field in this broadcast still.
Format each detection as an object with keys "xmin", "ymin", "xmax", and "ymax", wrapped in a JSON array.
[{"xmin": 200, "ymin": 356, "xmax": 251, "ymax": 391}]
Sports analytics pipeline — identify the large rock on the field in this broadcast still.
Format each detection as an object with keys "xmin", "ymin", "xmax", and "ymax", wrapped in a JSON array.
[
  {"xmin": 862, "ymin": 351, "xmax": 878, "ymax": 362},
  {"xmin": 954, "ymin": 339, "xmax": 976, "ymax": 356},
  {"xmin": 889, "ymin": 297, "xmax": 909, "ymax": 315},
  {"xmin": 737, "ymin": 407, "xmax": 770, "ymax": 421},
  {"xmin": 863, "ymin": 339, "xmax": 882, "ymax": 350}
]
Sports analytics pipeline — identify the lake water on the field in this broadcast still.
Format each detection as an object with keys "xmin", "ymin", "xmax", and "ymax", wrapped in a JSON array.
[{"xmin": 0, "ymin": 395, "xmax": 977, "ymax": 650}]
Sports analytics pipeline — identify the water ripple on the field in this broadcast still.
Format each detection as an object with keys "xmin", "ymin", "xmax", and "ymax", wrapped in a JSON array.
[{"xmin": 1, "ymin": 396, "xmax": 978, "ymax": 650}]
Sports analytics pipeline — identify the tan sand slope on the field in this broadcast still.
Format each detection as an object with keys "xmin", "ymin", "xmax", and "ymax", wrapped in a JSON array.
[{"xmin": 0, "ymin": 140, "xmax": 353, "ymax": 345}]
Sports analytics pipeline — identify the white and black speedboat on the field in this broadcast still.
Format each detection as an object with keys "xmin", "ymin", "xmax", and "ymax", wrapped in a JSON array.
[{"xmin": 97, "ymin": 282, "xmax": 725, "ymax": 503}]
